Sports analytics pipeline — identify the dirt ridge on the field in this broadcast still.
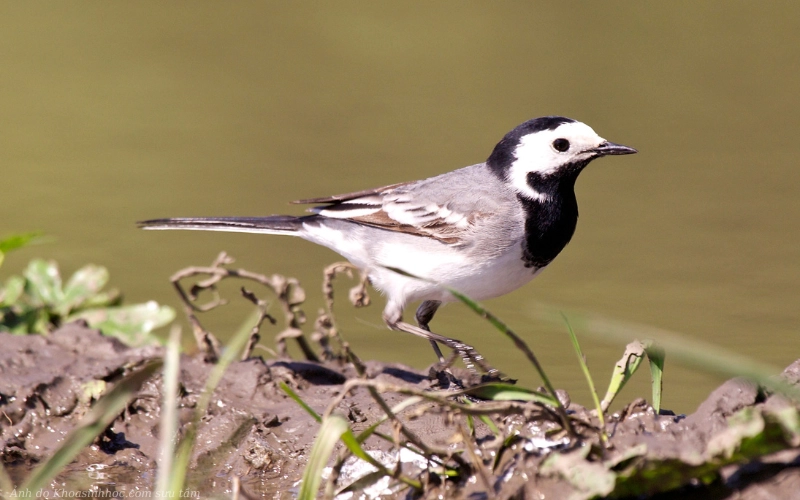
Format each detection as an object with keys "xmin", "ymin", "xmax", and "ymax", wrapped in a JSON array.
[{"xmin": 1, "ymin": 324, "xmax": 799, "ymax": 499}]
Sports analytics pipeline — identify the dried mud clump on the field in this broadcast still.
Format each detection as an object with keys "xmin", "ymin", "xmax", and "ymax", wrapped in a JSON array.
[{"xmin": 1, "ymin": 324, "xmax": 799, "ymax": 499}]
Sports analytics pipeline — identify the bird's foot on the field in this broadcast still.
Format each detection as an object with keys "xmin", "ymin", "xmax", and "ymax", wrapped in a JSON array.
[
  {"xmin": 427, "ymin": 351, "xmax": 514, "ymax": 390},
  {"xmin": 428, "ymin": 364, "xmax": 466, "ymax": 391}
]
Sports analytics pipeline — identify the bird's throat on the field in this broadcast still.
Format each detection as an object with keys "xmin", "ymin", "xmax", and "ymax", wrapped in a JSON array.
[{"xmin": 518, "ymin": 173, "xmax": 580, "ymax": 269}]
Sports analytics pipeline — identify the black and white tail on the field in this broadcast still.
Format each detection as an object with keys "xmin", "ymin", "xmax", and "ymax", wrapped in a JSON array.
[{"xmin": 137, "ymin": 215, "xmax": 316, "ymax": 235}]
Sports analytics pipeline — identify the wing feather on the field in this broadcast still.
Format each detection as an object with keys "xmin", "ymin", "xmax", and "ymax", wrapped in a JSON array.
[
  {"xmin": 290, "ymin": 164, "xmax": 502, "ymax": 244},
  {"xmin": 295, "ymin": 184, "xmax": 480, "ymax": 243}
]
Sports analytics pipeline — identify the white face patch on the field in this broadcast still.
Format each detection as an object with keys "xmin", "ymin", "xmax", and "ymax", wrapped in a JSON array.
[{"xmin": 508, "ymin": 121, "xmax": 606, "ymax": 201}]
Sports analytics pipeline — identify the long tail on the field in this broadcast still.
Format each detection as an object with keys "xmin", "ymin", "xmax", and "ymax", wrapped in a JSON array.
[{"xmin": 137, "ymin": 215, "xmax": 317, "ymax": 235}]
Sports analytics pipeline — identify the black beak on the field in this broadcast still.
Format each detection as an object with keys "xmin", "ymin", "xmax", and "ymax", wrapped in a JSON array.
[{"xmin": 592, "ymin": 141, "xmax": 637, "ymax": 156}]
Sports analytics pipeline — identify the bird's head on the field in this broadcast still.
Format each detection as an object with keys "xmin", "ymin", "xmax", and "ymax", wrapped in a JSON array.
[{"xmin": 487, "ymin": 116, "xmax": 636, "ymax": 201}]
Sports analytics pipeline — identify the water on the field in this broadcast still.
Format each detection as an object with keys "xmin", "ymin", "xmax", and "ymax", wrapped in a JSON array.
[{"xmin": 3, "ymin": 2, "xmax": 799, "ymax": 412}]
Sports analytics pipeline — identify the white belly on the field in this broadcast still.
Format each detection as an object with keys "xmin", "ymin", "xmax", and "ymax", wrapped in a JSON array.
[
  {"xmin": 366, "ymin": 236, "xmax": 543, "ymax": 306},
  {"xmin": 302, "ymin": 221, "xmax": 543, "ymax": 309}
]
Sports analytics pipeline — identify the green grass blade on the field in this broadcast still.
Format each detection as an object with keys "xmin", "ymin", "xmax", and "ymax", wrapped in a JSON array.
[
  {"xmin": 21, "ymin": 360, "xmax": 162, "ymax": 491},
  {"xmin": 298, "ymin": 415, "xmax": 349, "ymax": 500},
  {"xmin": 339, "ymin": 429, "xmax": 421, "ymax": 490},
  {"xmin": 479, "ymin": 415, "xmax": 500, "ymax": 435},
  {"xmin": 279, "ymin": 381, "xmax": 322, "ymax": 423},
  {"xmin": 562, "ymin": 314, "xmax": 605, "ymax": 437},
  {"xmin": 0, "ymin": 232, "xmax": 45, "ymax": 254},
  {"xmin": 0, "ymin": 232, "xmax": 47, "ymax": 270},
  {"xmin": 168, "ymin": 308, "xmax": 260, "ymax": 494},
  {"xmin": 465, "ymin": 383, "xmax": 559, "ymax": 406},
  {"xmin": 460, "ymin": 399, "xmax": 500, "ymax": 436},
  {"xmin": 645, "ymin": 343, "xmax": 665, "ymax": 413},
  {"xmin": 600, "ymin": 341, "xmax": 647, "ymax": 411},
  {"xmin": 339, "ymin": 430, "xmax": 388, "ymax": 469},
  {"xmin": 281, "ymin": 380, "xmax": 414, "ymax": 448},
  {"xmin": 155, "ymin": 326, "xmax": 182, "ymax": 494},
  {"xmin": 280, "ymin": 383, "xmax": 424, "ymax": 490},
  {"xmin": 437, "ymin": 290, "xmax": 568, "ymax": 420},
  {"xmin": 280, "ymin": 383, "xmax": 422, "ymax": 486},
  {"xmin": 467, "ymin": 414, "xmax": 476, "ymax": 436}
]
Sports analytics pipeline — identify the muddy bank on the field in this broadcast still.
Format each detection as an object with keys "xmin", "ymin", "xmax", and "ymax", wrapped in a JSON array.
[{"xmin": 1, "ymin": 324, "xmax": 799, "ymax": 499}]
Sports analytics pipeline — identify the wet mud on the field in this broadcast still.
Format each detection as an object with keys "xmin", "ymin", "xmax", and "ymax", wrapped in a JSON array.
[{"xmin": 1, "ymin": 323, "xmax": 799, "ymax": 499}]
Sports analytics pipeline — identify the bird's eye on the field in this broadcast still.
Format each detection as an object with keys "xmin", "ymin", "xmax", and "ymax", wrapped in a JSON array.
[{"xmin": 552, "ymin": 138, "xmax": 570, "ymax": 152}]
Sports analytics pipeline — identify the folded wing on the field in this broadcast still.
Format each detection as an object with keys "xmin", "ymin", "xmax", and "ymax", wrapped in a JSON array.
[{"xmin": 292, "ymin": 176, "xmax": 485, "ymax": 245}]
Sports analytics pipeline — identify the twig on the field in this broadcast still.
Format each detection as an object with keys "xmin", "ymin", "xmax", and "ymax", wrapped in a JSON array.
[
  {"xmin": 312, "ymin": 262, "xmax": 371, "ymax": 360},
  {"xmin": 458, "ymin": 420, "xmax": 492, "ymax": 491},
  {"xmin": 320, "ymin": 377, "xmax": 574, "ymax": 475},
  {"xmin": 169, "ymin": 252, "xmax": 318, "ymax": 362},
  {"xmin": 328, "ymin": 379, "xmax": 549, "ymax": 419},
  {"xmin": 240, "ymin": 287, "xmax": 277, "ymax": 360}
]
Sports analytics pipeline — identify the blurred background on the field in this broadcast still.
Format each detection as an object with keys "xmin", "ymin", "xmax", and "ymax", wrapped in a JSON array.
[{"xmin": 2, "ymin": 2, "xmax": 799, "ymax": 412}]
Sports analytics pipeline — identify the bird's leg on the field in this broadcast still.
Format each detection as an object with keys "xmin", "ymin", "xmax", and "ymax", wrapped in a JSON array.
[
  {"xmin": 414, "ymin": 300, "xmax": 462, "ymax": 387},
  {"xmin": 383, "ymin": 303, "xmax": 499, "ymax": 377},
  {"xmin": 415, "ymin": 300, "xmax": 446, "ymax": 362}
]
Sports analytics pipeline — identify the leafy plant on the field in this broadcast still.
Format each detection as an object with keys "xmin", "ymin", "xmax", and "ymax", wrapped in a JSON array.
[{"xmin": 0, "ymin": 259, "xmax": 174, "ymax": 346}]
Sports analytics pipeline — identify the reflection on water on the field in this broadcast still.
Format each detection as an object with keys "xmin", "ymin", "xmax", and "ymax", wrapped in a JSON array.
[{"xmin": 2, "ymin": 3, "xmax": 800, "ymax": 412}]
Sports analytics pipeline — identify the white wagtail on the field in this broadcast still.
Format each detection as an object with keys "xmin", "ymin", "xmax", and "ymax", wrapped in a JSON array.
[{"xmin": 139, "ymin": 116, "xmax": 636, "ymax": 374}]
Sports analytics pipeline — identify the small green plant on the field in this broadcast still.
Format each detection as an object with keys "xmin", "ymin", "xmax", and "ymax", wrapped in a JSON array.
[
  {"xmin": 599, "ymin": 339, "xmax": 665, "ymax": 413},
  {"xmin": 0, "ymin": 258, "xmax": 174, "ymax": 346},
  {"xmin": 562, "ymin": 314, "xmax": 608, "ymax": 442},
  {"xmin": 0, "ymin": 232, "xmax": 44, "ymax": 270}
]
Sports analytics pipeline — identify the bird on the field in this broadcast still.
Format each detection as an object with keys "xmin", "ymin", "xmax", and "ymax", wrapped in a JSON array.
[{"xmin": 139, "ymin": 116, "xmax": 636, "ymax": 374}]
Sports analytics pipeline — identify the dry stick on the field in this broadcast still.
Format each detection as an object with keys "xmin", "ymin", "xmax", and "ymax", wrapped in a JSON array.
[
  {"xmin": 457, "ymin": 420, "xmax": 492, "ymax": 491},
  {"xmin": 352, "ymin": 347, "xmax": 434, "ymax": 460},
  {"xmin": 170, "ymin": 255, "xmax": 226, "ymax": 361},
  {"xmin": 346, "ymin": 347, "xmax": 451, "ymax": 459},
  {"xmin": 323, "ymin": 339, "xmax": 425, "ymax": 495},
  {"xmin": 372, "ymin": 387, "xmax": 468, "ymax": 469},
  {"xmin": 314, "ymin": 262, "xmax": 371, "ymax": 360},
  {"xmin": 184, "ymin": 307, "xmax": 222, "ymax": 362},
  {"xmin": 347, "ymin": 348, "xmax": 440, "ymax": 458},
  {"xmin": 170, "ymin": 252, "xmax": 319, "ymax": 362},
  {"xmin": 346, "ymin": 346, "xmax": 450, "ymax": 467},
  {"xmin": 320, "ymin": 286, "xmax": 432, "ymax": 495},
  {"xmin": 323, "ymin": 377, "xmax": 570, "ymax": 470},
  {"xmin": 239, "ymin": 287, "xmax": 277, "ymax": 360},
  {"xmin": 326, "ymin": 447, "xmax": 350, "ymax": 500},
  {"xmin": 329, "ymin": 353, "xmax": 465, "ymax": 464},
  {"xmin": 320, "ymin": 300, "xmax": 360, "ymax": 495},
  {"xmin": 326, "ymin": 378, "xmax": 572, "ymax": 424}
]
